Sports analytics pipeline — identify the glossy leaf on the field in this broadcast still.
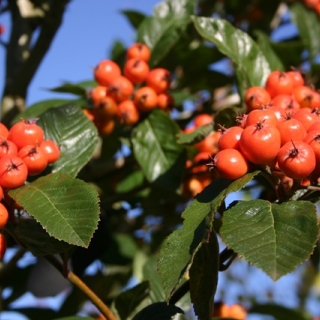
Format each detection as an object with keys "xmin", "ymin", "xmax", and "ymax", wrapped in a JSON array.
[
  {"xmin": 158, "ymin": 171, "xmax": 260, "ymax": 300},
  {"xmin": 192, "ymin": 17, "xmax": 271, "ymax": 92},
  {"xmin": 38, "ymin": 104, "xmax": 99, "ymax": 177},
  {"xmin": 132, "ymin": 302, "xmax": 183, "ymax": 320},
  {"xmin": 220, "ymin": 200, "xmax": 318, "ymax": 280},
  {"xmin": 137, "ymin": 0, "xmax": 195, "ymax": 66},
  {"xmin": 290, "ymin": 3, "xmax": 320, "ymax": 61},
  {"xmin": 9, "ymin": 172, "xmax": 100, "ymax": 248},
  {"xmin": 114, "ymin": 281, "xmax": 150, "ymax": 320},
  {"xmin": 249, "ymin": 303, "xmax": 313, "ymax": 320},
  {"xmin": 14, "ymin": 219, "xmax": 73, "ymax": 256},
  {"xmin": 176, "ymin": 123, "xmax": 214, "ymax": 145},
  {"xmin": 189, "ymin": 230, "xmax": 219, "ymax": 320},
  {"xmin": 131, "ymin": 109, "xmax": 186, "ymax": 190}
]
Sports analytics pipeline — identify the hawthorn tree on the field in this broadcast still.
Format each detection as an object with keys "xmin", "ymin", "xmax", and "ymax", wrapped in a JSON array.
[{"xmin": 0, "ymin": 0, "xmax": 320, "ymax": 320}]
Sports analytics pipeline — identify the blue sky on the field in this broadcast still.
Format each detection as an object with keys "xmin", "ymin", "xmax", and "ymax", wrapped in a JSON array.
[{"xmin": 0, "ymin": 0, "xmax": 160, "ymax": 106}]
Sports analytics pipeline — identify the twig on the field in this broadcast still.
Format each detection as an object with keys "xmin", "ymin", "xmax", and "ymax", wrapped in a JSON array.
[{"xmin": 45, "ymin": 255, "xmax": 117, "ymax": 320}]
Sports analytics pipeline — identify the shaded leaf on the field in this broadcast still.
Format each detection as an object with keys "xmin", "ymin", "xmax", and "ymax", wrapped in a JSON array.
[
  {"xmin": 143, "ymin": 256, "xmax": 166, "ymax": 303},
  {"xmin": 158, "ymin": 171, "xmax": 260, "ymax": 301},
  {"xmin": 114, "ymin": 281, "xmax": 150, "ymax": 320},
  {"xmin": 137, "ymin": 0, "xmax": 195, "ymax": 66},
  {"xmin": 121, "ymin": 10, "xmax": 147, "ymax": 29},
  {"xmin": 15, "ymin": 218, "xmax": 73, "ymax": 256},
  {"xmin": 132, "ymin": 302, "xmax": 183, "ymax": 320},
  {"xmin": 38, "ymin": 104, "xmax": 99, "ymax": 177},
  {"xmin": 254, "ymin": 30, "xmax": 284, "ymax": 71},
  {"xmin": 192, "ymin": 16, "xmax": 271, "ymax": 94},
  {"xmin": 290, "ymin": 3, "xmax": 320, "ymax": 61},
  {"xmin": 176, "ymin": 123, "xmax": 214, "ymax": 145},
  {"xmin": 9, "ymin": 172, "xmax": 100, "ymax": 248},
  {"xmin": 116, "ymin": 170, "xmax": 145, "ymax": 193},
  {"xmin": 214, "ymin": 107, "xmax": 240, "ymax": 129},
  {"xmin": 131, "ymin": 109, "xmax": 186, "ymax": 190},
  {"xmin": 220, "ymin": 200, "xmax": 318, "ymax": 280},
  {"xmin": 249, "ymin": 303, "xmax": 313, "ymax": 320},
  {"xmin": 189, "ymin": 230, "xmax": 219, "ymax": 320},
  {"xmin": 54, "ymin": 317, "xmax": 94, "ymax": 320},
  {"xmin": 270, "ymin": 41, "xmax": 305, "ymax": 70}
]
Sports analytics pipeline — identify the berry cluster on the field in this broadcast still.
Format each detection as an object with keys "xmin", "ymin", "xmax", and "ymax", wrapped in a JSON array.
[
  {"xmin": 0, "ymin": 119, "xmax": 60, "ymax": 259},
  {"xmin": 184, "ymin": 69, "xmax": 320, "ymax": 199},
  {"xmin": 303, "ymin": 0, "xmax": 320, "ymax": 16},
  {"xmin": 211, "ymin": 70, "xmax": 320, "ymax": 183},
  {"xmin": 183, "ymin": 114, "xmax": 220, "ymax": 198},
  {"xmin": 84, "ymin": 43, "xmax": 174, "ymax": 135}
]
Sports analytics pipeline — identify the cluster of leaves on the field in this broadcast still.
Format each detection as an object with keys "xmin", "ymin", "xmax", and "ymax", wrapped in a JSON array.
[{"xmin": 2, "ymin": 0, "xmax": 320, "ymax": 320}]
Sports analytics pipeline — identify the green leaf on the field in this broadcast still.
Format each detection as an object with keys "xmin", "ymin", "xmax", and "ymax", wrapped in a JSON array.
[
  {"xmin": 192, "ymin": 17, "xmax": 271, "ymax": 92},
  {"xmin": 131, "ymin": 109, "xmax": 186, "ymax": 191},
  {"xmin": 254, "ymin": 30, "xmax": 285, "ymax": 71},
  {"xmin": 14, "ymin": 218, "xmax": 73, "ymax": 256},
  {"xmin": 220, "ymin": 200, "xmax": 319, "ymax": 280},
  {"xmin": 9, "ymin": 172, "xmax": 100, "ymax": 248},
  {"xmin": 271, "ymin": 41, "xmax": 305, "ymax": 70},
  {"xmin": 12, "ymin": 100, "xmax": 69, "ymax": 124},
  {"xmin": 116, "ymin": 170, "xmax": 145, "ymax": 193},
  {"xmin": 114, "ymin": 281, "xmax": 150, "ymax": 320},
  {"xmin": 143, "ymin": 256, "xmax": 166, "ymax": 303},
  {"xmin": 153, "ymin": 0, "xmax": 195, "ymax": 18},
  {"xmin": 46, "ymin": 82, "xmax": 88, "ymax": 97},
  {"xmin": 214, "ymin": 107, "xmax": 240, "ymax": 129},
  {"xmin": 38, "ymin": 104, "xmax": 99, "ymax": 177},
  {"xmin": 249, "ymin": 303, "xmax": 313, "ymax": 320},
  {"xmin": 176, "ymin": 123, "xmax": 214, "ymax": 145},
  {"xmin": 132, "ymin": 302, "xmax": 183, "ymax": 320},
  {"xmin": 158, "ymin": 171, "xmax": 260, "ymax": 301},
  {"xmin": 189, "ymin": 231, "xmax": 219, "ymax": 320},
  {"xmin": 121, "ymin": 10, "xmax": 147, "ymax": 29},
  {"xmin": 137, "ymin": 0, "xmax": 195, "ymax": 66},
  {"xmin": 290, "ymin": 3, "xmax": 320, "ymax": 61}
]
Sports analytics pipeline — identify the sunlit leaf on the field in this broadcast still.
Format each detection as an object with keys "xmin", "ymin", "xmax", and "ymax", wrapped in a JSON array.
[
  {"xmin": 9, "ymin": 173, "xmax": 100, "ymax": 248},
  {"xmin": 221, "ymin": 200, "xmax": 319, "ymax": 280}
]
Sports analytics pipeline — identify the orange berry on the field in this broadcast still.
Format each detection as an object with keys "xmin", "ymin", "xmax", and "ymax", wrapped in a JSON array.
[
  {"xmin": 117, "ymin": 100, "xmax": 140, "ymax": 126},
  {"xmin": 146, "ymin": 68, "xmax": 171, "ymax": 94},
  {"xmin": 107, "ymin": 76, "xmax": 134, "ymax": 103},
  {"xmin": 126, "ymin": 43, "xmax": 151, "ymax": 62},
  {"xmin": 94, "ymin": 60, "xmax": 121, "ymax": 86},
  {"xmin": 134, "ymin": 86, "xmax": 158, "ymax": 112},
  {"xmin": 124, "ymin": 59, "xmax": 150, "ymax": 84}
]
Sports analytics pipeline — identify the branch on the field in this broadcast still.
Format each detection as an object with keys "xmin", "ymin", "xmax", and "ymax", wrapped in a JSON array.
[
  {"xmin": 1, "ymin": 0, "xmax": 69, "ymax": 124},
  {"xmin": 45, "ymin": 255, "xmax": 117, "ymax": 320}
]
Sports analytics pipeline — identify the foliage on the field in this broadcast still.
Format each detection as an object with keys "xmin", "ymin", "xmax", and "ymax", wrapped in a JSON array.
[{"xmin": 1, "ymin": 0, "xmax": 320, "ymax": 320}]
